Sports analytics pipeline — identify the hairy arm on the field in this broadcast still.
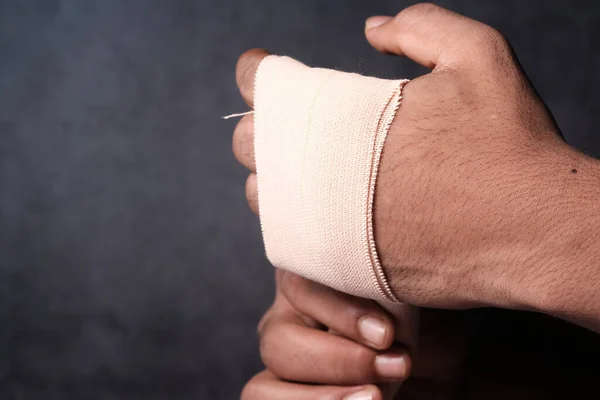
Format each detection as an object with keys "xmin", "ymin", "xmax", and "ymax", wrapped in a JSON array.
[
  {"xmin": 524, "ymin": 147, "xmax": 600, "ymax": 332},
  {"xmin": 363, "ymin": 4, "xmax": 600, "ymax": 333}
]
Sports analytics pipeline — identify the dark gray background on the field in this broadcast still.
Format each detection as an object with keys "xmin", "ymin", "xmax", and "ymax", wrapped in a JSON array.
[{"xmin": 1, "ymin": 0, "xmax": 599, "ymax": 399}]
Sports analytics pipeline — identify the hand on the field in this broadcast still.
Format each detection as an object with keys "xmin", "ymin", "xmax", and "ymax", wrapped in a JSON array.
[
  {"xmin": 242, "ymin": 270, "xmax": 413, "ymax": 400},
  {"xmin": 233, "ymin": 58, "xmax": 416, "ymax": 399},
  {"xmin": 240, "ymin": 272, "xmax": 588, "ymax": 400},
  {"xmin": 235, "ymin": 3, "xmax": 600, "ymax": 328},
  {"xmin": 362, "ymin": 4, "xmax": 600, "ymax": 322}
]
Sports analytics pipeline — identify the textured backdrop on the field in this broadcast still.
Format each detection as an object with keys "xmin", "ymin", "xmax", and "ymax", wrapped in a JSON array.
[{"xmin": 1, "ymin": 0, "xmax": 599, "ymax": 399}]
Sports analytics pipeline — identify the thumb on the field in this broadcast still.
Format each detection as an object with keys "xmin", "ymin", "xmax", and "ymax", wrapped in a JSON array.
[{"xmin": 364, "ymin": 3, "xmax": 498, "ymax": 70}]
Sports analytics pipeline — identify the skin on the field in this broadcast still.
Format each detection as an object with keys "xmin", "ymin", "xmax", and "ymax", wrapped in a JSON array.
[
  {"xmin": 241, "ymin": 274, "xmax": 599, "ymax": 399},
  {"xmin": 233, "ymin": 3, "xmax": 600, "ymax": 398},
  {"xmin": 243, "ymin": 271, "xmax": 411, "ymax": 400},
  {"xmin": 364, "ymin": 6, "xmax": 600, "ymax": 330},
  {"xmin": 234, "ymin": 3, "xmax": 600, "ymax": 332},
  {"xmin": 241, "ymin": 271, "xmax": 469, "ymax": 400}
]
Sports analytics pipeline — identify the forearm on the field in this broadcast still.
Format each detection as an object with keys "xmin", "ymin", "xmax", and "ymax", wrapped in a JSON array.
[
  {"xmin": 514, "ymin": 145, "xmax": 600, "ymax": 332},
  {"xmin": 379, "ymin": 136, "xmax": 600, "ymax": 331}
]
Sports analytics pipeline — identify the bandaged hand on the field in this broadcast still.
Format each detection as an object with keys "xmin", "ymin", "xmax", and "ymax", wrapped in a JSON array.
[{"xmin": 233, "ymin": 4, "xmax": 600, "ymax": 328}]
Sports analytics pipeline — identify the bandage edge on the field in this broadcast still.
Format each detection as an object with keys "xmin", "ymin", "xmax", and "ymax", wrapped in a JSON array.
[{"xmin": 366, "ymin": 79, "xmax": 410, "ymax": 304}]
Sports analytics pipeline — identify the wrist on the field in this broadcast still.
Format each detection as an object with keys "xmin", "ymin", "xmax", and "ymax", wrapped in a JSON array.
[{"xmin": 508, "ymin": 142, "xmax": 600, "ymax": 331}]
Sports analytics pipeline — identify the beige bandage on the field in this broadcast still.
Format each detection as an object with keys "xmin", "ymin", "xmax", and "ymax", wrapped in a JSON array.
[{"xmin": 254, "ymin": 56, "xmax": 415, "ymax": 329}]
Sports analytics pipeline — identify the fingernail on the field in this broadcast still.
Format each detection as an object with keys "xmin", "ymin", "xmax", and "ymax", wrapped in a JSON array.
[
  {"xmin": 344, "ymin": 390, "xmax": 373, "ymax": 400},
  {"xmin": 358, "ymin": 316, "xmax": 387, "ymax": 347},
  {"xmin": 365, "ymin": 16, "xmax": 392, "ymax": 29},
  {"xmin": 375, "ymin": 353, "xmax": 407, "ymax": 380}
]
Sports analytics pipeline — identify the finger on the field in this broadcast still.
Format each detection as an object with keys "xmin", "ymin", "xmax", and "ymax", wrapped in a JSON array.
[
  {"xmin": 364, "ymin": 3, "xmax": 502, "ymax": 69},
  {"xmin": 259, "ymin": 312, "xmax": 410, "ymax": 384},
  {"xmin": 236, "ymin": 48, "xmax": 270, "ymax": 107},
  {"xmin": 257, "ymin": 271, "xmax": 322, "ymax": 335},
  {"xmin": 242, "ymin": 370, "xmax": 383, "ymax": 400},
  {"xmin": 232, "ymin": 113, "xmax": 255, "ymax": 171},
  {"xmin": 280, "ymin": 272, "xmax": 396, "ymax": 350},
  {"xmin": 245, "ymin": 173, "xmax": 258, "ymax": 215}
]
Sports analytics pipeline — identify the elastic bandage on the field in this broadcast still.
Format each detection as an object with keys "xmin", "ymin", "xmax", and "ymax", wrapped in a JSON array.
[{"xmin": 254, "ymin": 56, "xmax": 414, "ymax": 325}]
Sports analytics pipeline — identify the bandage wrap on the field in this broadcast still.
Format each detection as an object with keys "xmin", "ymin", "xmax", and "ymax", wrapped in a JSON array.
[{"xmin": 254, "ymin": 56, "xmax": 409, "ymax": 311}]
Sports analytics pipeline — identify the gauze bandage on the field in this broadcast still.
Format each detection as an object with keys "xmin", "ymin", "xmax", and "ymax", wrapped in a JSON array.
[{"xmin": 254, "ymin": 56, "xmax": 416, "ymax": 335}]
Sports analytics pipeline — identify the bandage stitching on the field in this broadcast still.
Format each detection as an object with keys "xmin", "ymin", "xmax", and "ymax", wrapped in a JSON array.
[{"xmin": 365, "ymin": 79, "xmax": 409, "ymax": 303}]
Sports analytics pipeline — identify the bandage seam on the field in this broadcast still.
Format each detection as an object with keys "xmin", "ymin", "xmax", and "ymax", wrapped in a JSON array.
[{"xmin": 366, "ymin": 80, "xmax": 408, "ymax": 303}]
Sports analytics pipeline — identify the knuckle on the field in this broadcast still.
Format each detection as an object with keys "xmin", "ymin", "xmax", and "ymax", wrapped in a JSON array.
[
  {"xmin": 479, "ymin": 26, "xmax": 509, "ymax": 49},
  {"xmin": 397, "ymin": 2, "xmax": 441, "ymax": 21},
  {"xmin": 232, "ymin": 115, "xmax": 254, "ymax": 166},
  {"xmin": 232, "ymin": 120, "xmax": 244, "ymax": 160},
  {"xmin": 455, "ymin": 26, "xmax": 515, "ymax": 72},
  {"xmin": 393, "ymin": 2, "xmax": 446, "ymax": 33},
  {"xmin": 235, "ymin": 53, "xmax": 254, "ymax": 93},
  {"xmin": 469, "ymin": 26, "xmax": 512, "ymax": 58}
]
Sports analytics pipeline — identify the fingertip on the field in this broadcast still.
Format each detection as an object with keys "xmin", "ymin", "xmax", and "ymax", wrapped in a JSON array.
[
  {"xmin": 375, "ymin": 350, "xmax": 411, "ymax": 382},
  {"xmin": 364, "ymin": 18, "xmax": 398, "ymax": 57},
  {"xmin": 365, "ymin": 15, "xmax": 393, "ymax": 30},
  {"xmin": 357, "ymin": 315, "xmax": 394, "ymax": 350},
  {"xmin": 343, "ymin": 385, "xmax": 382, "ymax": 400},
  {"xmin": 236, "ymin": 48, "xmax": 269, "ymax": 85}
]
